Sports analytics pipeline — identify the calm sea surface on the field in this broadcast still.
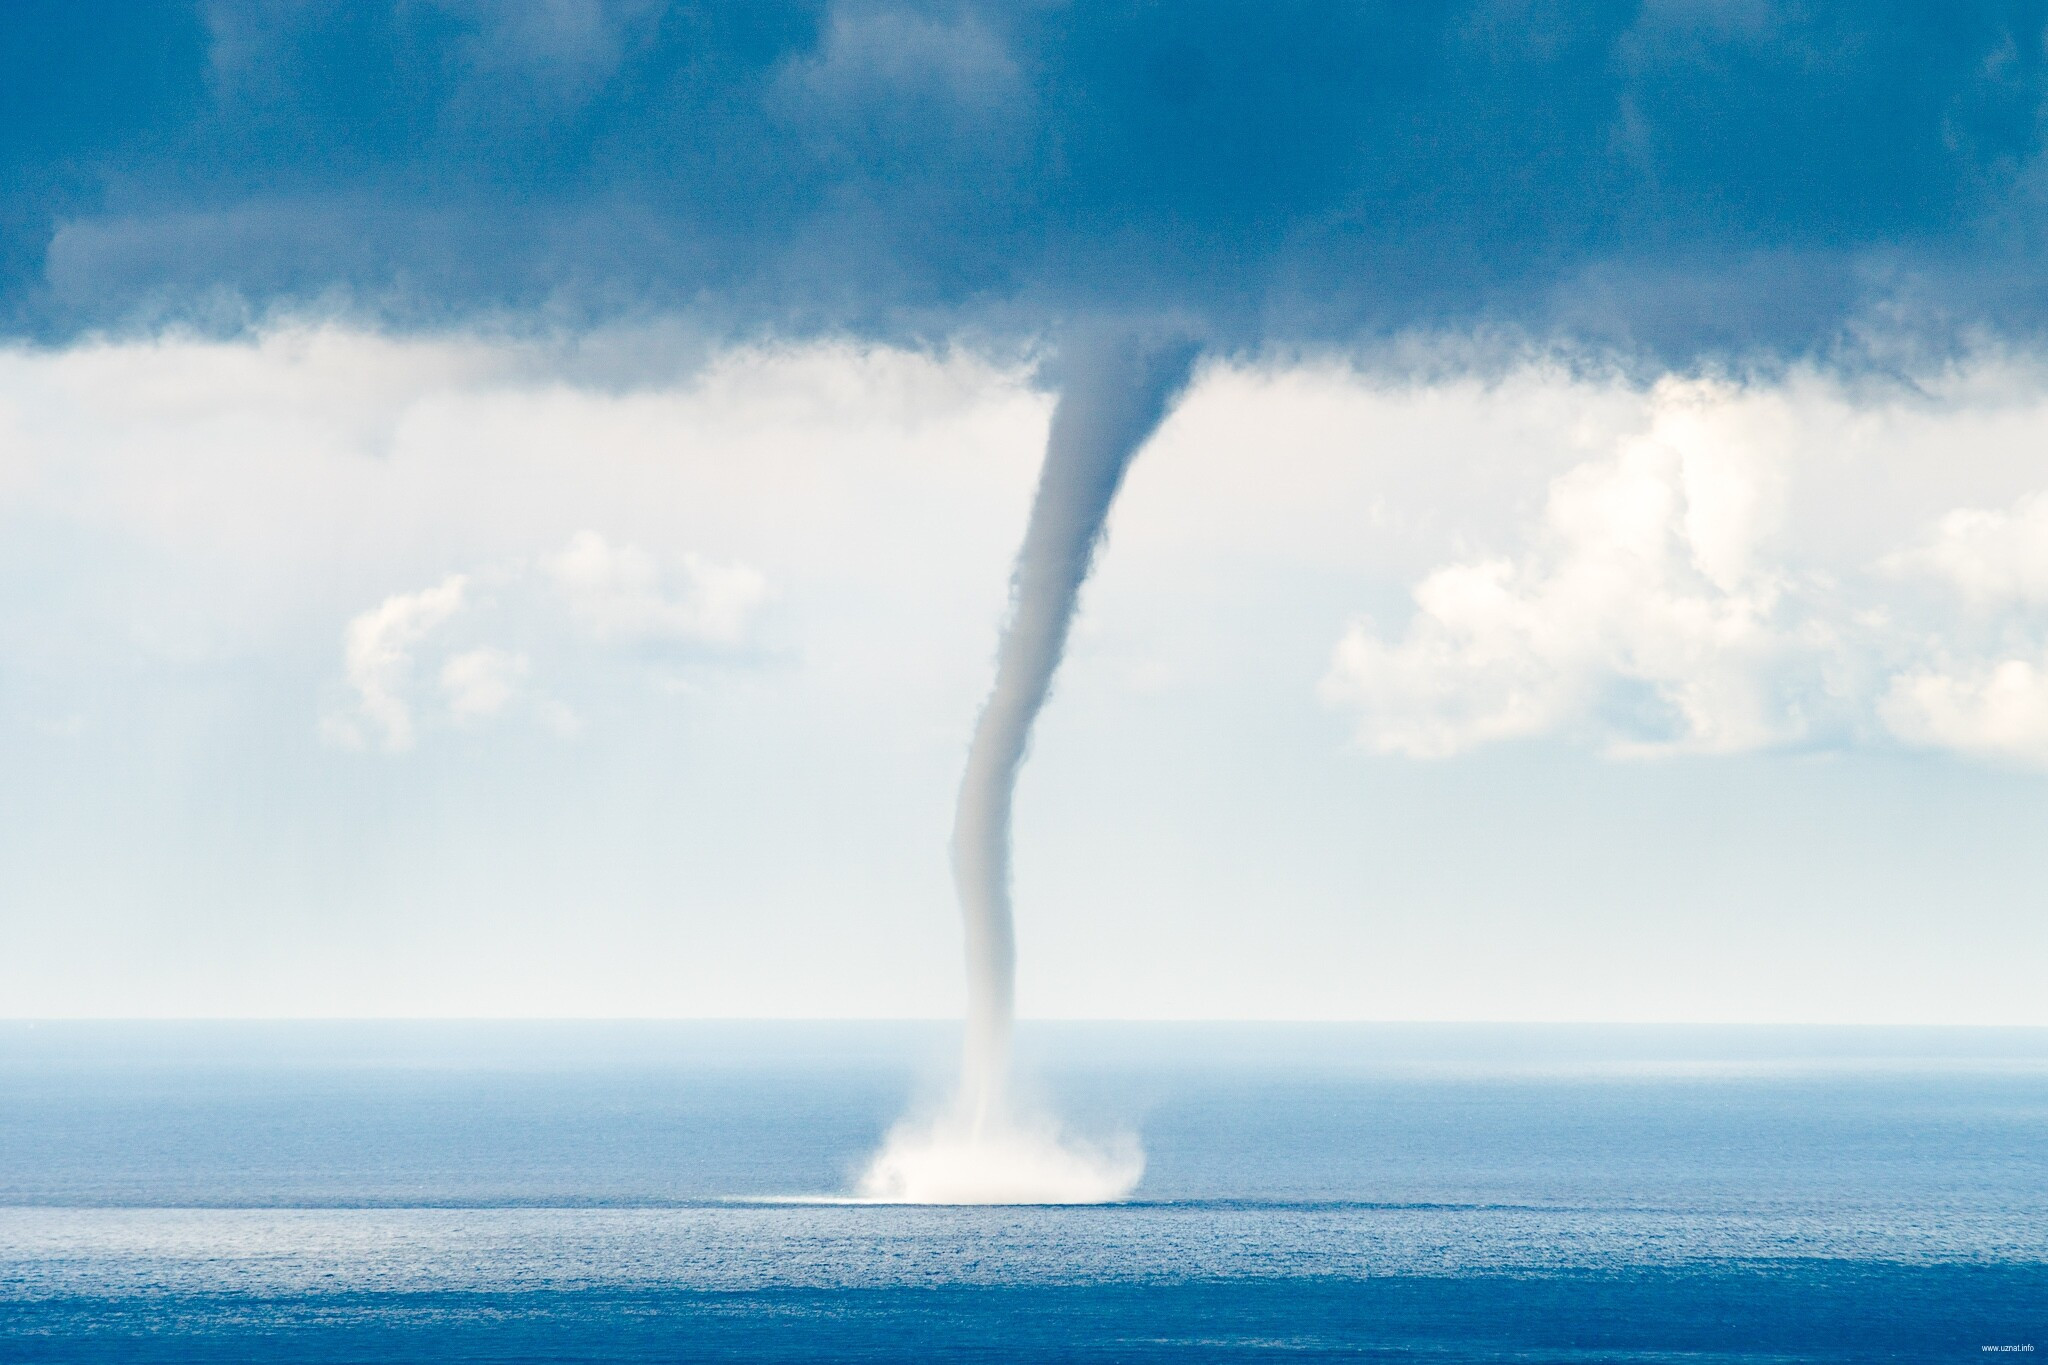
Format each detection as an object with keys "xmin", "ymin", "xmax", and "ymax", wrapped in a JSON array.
[{"xmin": 2, "ymin": 1022, "xmax": 2043, "ymax": 1361}]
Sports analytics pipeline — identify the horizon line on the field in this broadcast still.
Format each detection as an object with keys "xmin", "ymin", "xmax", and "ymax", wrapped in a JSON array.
[{"xmin": 6, "ymin": 1017, "xmax": 2047, "ymax": 1031}]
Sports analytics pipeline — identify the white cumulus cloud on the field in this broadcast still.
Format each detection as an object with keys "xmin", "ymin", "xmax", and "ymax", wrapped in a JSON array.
[
  {"xmin": 1318, "ymin": 365, "xmax": 2048, "ymax": 770},
  {"xmin": 327, "ymin": 574, "xmax": 469, "ymax": 751},
  {"xmin": 440, "ymin": 647, "xmax": 530, "ymax": 723},
  {"xmin": 545, "ymin": 530, "xmax": 766, "ymax": 646},
  {"xmin": 1885, "ymin": 491, "xmax": 2048, "ymax": 608},
  {"xmin": 1322, "ymin": 379, "xmax": 1801, "ymax": 758},
  {"xmin": 321, "ymin": 532, "xmax": 766, "ymax": 755},
  {"xmin": 1881, "ymin": 654, "xmax": 2048, "ymax": 766}
]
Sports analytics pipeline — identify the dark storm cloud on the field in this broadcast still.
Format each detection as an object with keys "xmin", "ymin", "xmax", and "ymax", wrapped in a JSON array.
[{"xmin": 5, "ymin": 0, "xmax": 2047, "ymax": 357}]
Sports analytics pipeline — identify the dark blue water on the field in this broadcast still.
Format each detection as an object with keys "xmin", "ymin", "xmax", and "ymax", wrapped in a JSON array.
[{"xmin": 3, "ymin": 1022, "xmax": 2044, "ymax": 1361}]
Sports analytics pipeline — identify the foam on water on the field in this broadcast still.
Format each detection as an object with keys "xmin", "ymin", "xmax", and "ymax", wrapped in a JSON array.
[{"xmin": 856, "ymin": 1096, "xmax": 1142, "ymax": 1205}]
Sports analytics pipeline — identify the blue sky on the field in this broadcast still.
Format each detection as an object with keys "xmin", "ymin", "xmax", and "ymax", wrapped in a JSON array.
[{"xmin": 4, "ymin": 3, "xmax": 2048, "ymax": 1021}]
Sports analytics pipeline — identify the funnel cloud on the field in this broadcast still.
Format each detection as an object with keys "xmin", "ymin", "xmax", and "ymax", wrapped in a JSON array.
[
  {"xmin": 860, "ymin": 330, "xmax": 1195, "ymax": 1204},
  {"xmin": 953, "ymin": 331, "xmax": 1199, "ymax": 1116}
]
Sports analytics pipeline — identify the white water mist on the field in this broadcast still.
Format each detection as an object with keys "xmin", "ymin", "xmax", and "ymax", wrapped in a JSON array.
[{"xmin": 859, "ymin": 328, "xmax": 1197, "ymax": 1204}]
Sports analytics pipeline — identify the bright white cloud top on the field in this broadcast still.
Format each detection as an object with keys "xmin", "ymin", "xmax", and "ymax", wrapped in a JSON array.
[
  {"xmin": 4, "ymin": 326, "xmax": 2048, "ymax": 1023},
  {"xmin": 1321, "ymin": 370, "xmax": 2048, "ymax": 765}
]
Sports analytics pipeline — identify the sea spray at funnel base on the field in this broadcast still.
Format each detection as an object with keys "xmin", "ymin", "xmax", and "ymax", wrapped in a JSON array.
[
  {"xmin": 855, "ymin": 1103, "xmax": 1146, "ymax": 1205},
  {"xmin": 858, "ymin": 330, "xmax": 1197, "ymax": 1204}
]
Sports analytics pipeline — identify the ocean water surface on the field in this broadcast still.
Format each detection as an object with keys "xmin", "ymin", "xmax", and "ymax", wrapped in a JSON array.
[{"xmin": 2, "ymin": 1021, "xmax": 2043, "ymax": 1361}]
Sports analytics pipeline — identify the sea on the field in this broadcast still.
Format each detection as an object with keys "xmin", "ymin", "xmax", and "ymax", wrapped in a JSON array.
[{"xmin": 1, "ymin": 1021, "xmax": 2043, "ymax": 1362}]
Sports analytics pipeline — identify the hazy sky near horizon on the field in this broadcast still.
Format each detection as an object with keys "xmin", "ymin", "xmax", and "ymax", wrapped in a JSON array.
[
  {"xmin": 6, "ymin": 328, "xmax": 2048, "ymax": 1023},
  {"xmin": 8, "ymin": 2, "xmax": 2048, "ymax": 1022}
]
